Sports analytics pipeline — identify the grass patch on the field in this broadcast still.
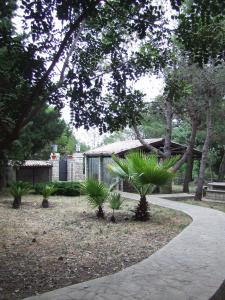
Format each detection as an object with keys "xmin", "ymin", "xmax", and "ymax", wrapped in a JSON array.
[{"xmin": 182, "ymin": 199, "xmax": 225, "ymax": 213}]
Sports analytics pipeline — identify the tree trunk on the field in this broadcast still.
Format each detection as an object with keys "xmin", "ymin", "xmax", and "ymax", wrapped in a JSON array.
[
  {"xmin": 171, "ymin": 118, "xmax": 198, "ymax": 173},
  {"xmin": 42, "ymin": 198, "xmax": 49, "ymax": 208},
  {"xmin": 133, "ymin": 124, "xmax": 166, "ymax": 157},
  {"xmin": 183, "ymin": 155, "xmax": 193, "ymax": 193},
  {"xmin": 218, "ymin": 151, "xmax": 225, "ymax": 181},
  {"xmin": 195, "ymin": 101, "xmax": 212, "ymax": 201},
  {"xmin": 135, "ymin": 195, "xmax": 149, "ymax": 221},
  {"xmin": 163, "ymin": 99, "xmax": 173, "ymax": 158},
  {"xmin": 182, "ymin": 119, "xmax": 198, "ymax": 192},
  {"xmin": 0, "ymin": 153, "xmax": 8, "ymax": 191},
  {"xmin": 133, "ymin": 110, "xmax": 198, "ymax": 175},
  {"xmin": 110, "ymin": 210, "xmax": 116, "ymax": 223},
  {"xmin": 12, "ymin": 197, "xmax": 21, "ymax": 209},
  {"xmin": 97, "ymin": 205, "xmax": 105, "ymax": 219}
]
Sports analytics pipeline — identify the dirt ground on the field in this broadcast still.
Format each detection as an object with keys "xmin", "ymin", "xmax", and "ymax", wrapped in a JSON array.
[{"xmin": 0, "ymin": 194, "xmax": 191, "ymax": 300}]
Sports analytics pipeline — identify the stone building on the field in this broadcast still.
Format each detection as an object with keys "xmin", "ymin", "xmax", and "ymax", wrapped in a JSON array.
[
  {"xmin": 11, "ymin": 160, "xmax": 52, "ymax": 185},
  {"xmin": 84, "ymin": 138, "xmax": 202, "ymax": 192},
  {"xmin": 8, "ymin": 153, "xmax": 85, "ymax": 185}
]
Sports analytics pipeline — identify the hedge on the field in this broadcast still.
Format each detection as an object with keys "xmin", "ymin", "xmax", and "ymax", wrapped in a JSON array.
[{"xmin": 34, "ymin": 181, "xmax": 82, "ymax": 196}]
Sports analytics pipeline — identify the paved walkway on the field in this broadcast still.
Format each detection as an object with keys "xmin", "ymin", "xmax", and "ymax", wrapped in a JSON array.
[{"xmin": 24, "ymin": 193, "xmax": 225, "ymax": 300}]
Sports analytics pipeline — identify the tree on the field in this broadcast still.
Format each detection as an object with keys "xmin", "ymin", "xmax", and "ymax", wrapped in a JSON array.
[
  {"xmin": 108, "ymin": 152, "xmax": 177, "ymax": 221},
  {"xmin": 55, "ymin": 125, "xmax": 89, "ymax": 156},
  {"xmin": 9, "ymin": 107, "xmax": 66, "ymax": 160},
  {"xmin": 1, "ymin": 0, "xmax": 182, "ymax": 187},
  {"xmin": 174, "ymin": 1, "xmax": 225, "ymax": 197},
  {"xmin": 101, "ymin": 129, "xmax": 134, "ymax": 145},
  {"xmin": 138, "ymin": 102, "xmax": 166, "ymax": 139},
  {"xmin": 176, "ymin": 0, "xmax": 225, "ymax": 66},
  {"xmin": 1, "ymin": 0, "xmax": 173, "ymax": 152},
  {"xmin": 0, "ymin": 106, "xmax": 67, "ymax": 187},
  {"xmin": 192, "ymin": 64, "xmax": 225, "ymax": 200}
]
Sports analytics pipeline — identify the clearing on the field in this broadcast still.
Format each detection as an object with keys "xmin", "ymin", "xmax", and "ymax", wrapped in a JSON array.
[{"xmin": 0, "ymin": 194, "xmax": 191, "ymax": 300}]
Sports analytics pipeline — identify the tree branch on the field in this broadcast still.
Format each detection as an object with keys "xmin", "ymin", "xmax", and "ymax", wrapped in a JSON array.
[
  {"xmin": 171, "ymin": 118, "xmax": 198, "ymax": 173},
  {"xmin": 132, "ymin": 123, "xmax": 166, "ymax": 158},
  {"xmin": 59, "ymin": 22, "xmax": 84, "ymax": 83},
  {"xmin": 0, "ymin": 1, "xmax": 101, "ymax": 149}
]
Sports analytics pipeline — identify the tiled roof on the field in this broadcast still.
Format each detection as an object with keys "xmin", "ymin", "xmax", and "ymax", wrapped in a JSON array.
[
  {"xmin": 85, "ymin": 138, "xmax": 163, "ymax": 156},
  {"xmin": 21, "ymin": 160, "xmax": 52, "ymax": 167}
]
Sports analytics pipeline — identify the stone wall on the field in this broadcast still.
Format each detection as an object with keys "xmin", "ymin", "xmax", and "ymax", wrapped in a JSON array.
[
  {"xmin": 51, "ymin": 159, "xmax": 59, "ymax": 182},
  {"xmin": 67, "ymin": 153, "xmax": 84, "ymax": 182},
  {"xmin": 50, "ymin": 153, "xmax": 84, "ymax": 182},
  {"xmin": 206, "ymin": 190, "xmax": 225, "ymax": 201}
]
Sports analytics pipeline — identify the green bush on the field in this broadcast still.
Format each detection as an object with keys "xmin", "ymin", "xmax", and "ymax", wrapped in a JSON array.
[
  {"xmin": 53, "ymin": 181, "xmax": 81, "ymax": 196},
  {"xmin": 34, "ymin": 181, "xmax": 81, "ymax": 196}
]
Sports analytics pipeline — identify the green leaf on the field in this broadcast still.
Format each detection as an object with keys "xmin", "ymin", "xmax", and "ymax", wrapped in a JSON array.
[{"xmin": 81, "ymin": 179, "xmax": 109, "ymax": 208}]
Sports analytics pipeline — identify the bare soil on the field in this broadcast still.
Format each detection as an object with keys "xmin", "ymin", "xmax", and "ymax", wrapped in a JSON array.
[{"xmin": 0, "ymin": 194, "xmax": 191, "ymax": 300}]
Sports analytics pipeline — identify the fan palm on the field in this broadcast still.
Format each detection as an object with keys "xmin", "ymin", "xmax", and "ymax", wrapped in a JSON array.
[
  {"xmin": 108, "ymin": 192, "xmax": 123, "ymax": 223},
  {"xmin": 41, "ymin": 185, "xmax": 56, "ymax": 208},
  {"xmin": 108, "ymin": 152, "xmax": 178, "ymax": 221},
  {"xmin": 9, "ymin": 181, "xmax": 31, "ymax": 209},
  {"xmin": 81, "ymin": 179, "xmax": 109, "ymax": 218}
]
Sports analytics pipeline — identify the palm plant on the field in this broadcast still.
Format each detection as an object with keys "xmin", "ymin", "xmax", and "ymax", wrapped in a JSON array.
[
  {"xmin": 41, "ymin": 185, "xmax": 56, "ymax": 208},
  {"xmin": 81, "ymin": 179, "xmax": 109, "ymax": 218},
  {"xmin": 9, "ymin": 181, "xmax": 31, "ymax": 209},
  {"xmin": 108, "ymin": 152, "xmax": 178, "ymax": 221},
  {"xmin": 108, "ymin": 192, "xmax": 123, "ymax": 223}
]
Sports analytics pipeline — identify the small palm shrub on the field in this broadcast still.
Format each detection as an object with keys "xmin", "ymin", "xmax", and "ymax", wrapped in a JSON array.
[
  {"xmin": 10, "ymin": 181, "xmax": 31, "ymax": 209},
  {"xmin": 108, "ymin": 192, "xmax": 123, "ymax": 223},
  {"xmin": 81, "ymin": 179, "xmax": 109, "ymax": 219},
  {"xmin": 34, "ymin": 183, "xmax": 54, "ymax": 194},
  {"xmin": 41, "ymin": 185, "xmax": 56, "ymax": 208},
  {"xmin": 108, "ymin": 152, "xmax": 178, "ymax": 221}
]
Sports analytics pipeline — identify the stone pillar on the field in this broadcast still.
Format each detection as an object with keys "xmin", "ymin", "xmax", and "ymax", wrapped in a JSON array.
[
  {"xmin": 120, "ymin": 180, "xmax": 124, "ymax": 192},
  {"xmin": 67, "ymin": 153, "xmax": 84, "ymax": 182},
  {"xmin": 85, "ymin": 155, "xmax": 88, "ymax": 179},
  {"xmin": 98, "ymin": 157, "xmax": 103, "ymax": 183},
  {"xmin": 7, "ymin": 165, "xmax": 16, "ymax": 183},
  {"xmin": 50, "ymin": 153, "xmax": 60, "ymax": 182}
]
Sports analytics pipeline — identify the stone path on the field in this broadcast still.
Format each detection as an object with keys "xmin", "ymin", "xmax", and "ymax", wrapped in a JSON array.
[{"xmin": 24, "ymin": 193, "xmax": 225, "ymax": 300}]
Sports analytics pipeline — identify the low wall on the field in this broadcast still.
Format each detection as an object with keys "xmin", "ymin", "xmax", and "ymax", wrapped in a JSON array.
[{"xmin": 206, "ymin": 190, "xmax": 225, "ymax": 202}]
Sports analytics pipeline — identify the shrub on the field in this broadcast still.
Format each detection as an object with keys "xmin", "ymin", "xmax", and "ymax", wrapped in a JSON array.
[
  {"xmin": 34, "ymin": 181, "xmax": 81, "ymax": 196},
  {"xmin": 108, "ymin": 192, "xmax": 123, "ymax": 222},
  {"xmin": 41, "ymin": 185, "xmax": 56, "ymax": 208},
  {"xmin": 34, "ymin": 183, "xmax": 52, "ymax": 194},
  {"xmin": 81, "ymin": 179, "xmax": 109, "ymax": 218},
  {"xmin": 9, "ymin": 181, "xmax": 31, "ymax": 209},
  {"xmin": 52, "ymin": 181, "xmax": 81, "ymax": 196}
]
